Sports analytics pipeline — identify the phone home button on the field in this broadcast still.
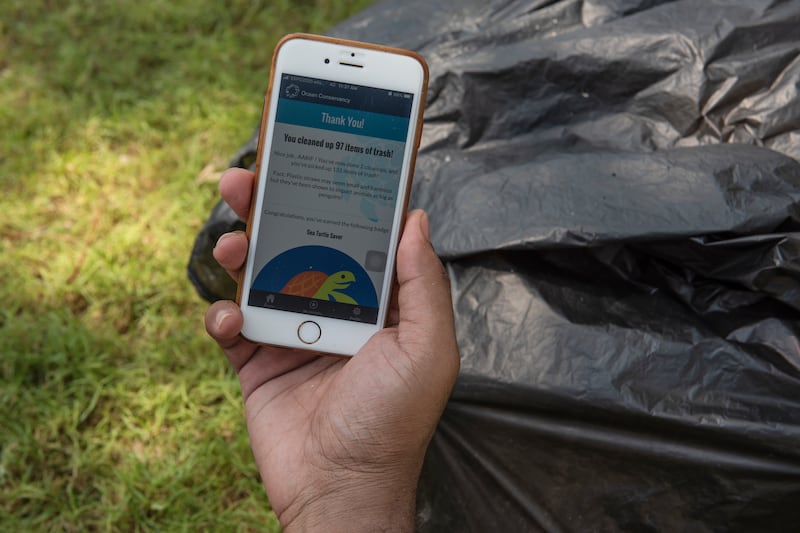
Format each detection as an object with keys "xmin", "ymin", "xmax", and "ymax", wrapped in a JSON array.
[{"xmin": 297, "ymin": 320, "xmax": 321, "ymax": 344}]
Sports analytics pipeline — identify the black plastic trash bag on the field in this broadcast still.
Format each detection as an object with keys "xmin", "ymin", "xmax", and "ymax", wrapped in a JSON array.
[
  {"xmin": 188, "ymin": 0, "xmax": 800, "ymax": 530},
  {"xmin": 187, "ymin": 131, "xmax": 257, "ymax": 302}
]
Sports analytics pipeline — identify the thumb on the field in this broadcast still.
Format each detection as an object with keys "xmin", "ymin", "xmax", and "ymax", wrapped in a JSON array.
[{"xmin": 395, "ymin": 210, "xmax": 458, "ymax": 358}]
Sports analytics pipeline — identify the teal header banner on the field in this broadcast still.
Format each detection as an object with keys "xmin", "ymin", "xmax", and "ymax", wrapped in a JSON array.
[{"xmin": 276, "ymin": 99, "xmax": 411, "ymax": 142}]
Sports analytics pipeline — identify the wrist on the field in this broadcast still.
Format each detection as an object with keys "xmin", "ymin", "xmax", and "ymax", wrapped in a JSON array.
[{"xmin": 279, "ymin": 471, "xmax": 418, "ymax": 532}]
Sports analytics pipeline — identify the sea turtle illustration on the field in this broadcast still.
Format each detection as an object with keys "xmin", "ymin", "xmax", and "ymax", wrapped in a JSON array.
[{"xmin": 279, "ymin": 270, "xmax": 358, "ymax": 304}]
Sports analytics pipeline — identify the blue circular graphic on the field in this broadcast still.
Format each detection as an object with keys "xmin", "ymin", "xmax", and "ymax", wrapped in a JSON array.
[{"xmin": 252, "ymin": 245, "xmax": 378, "ymax": 307}]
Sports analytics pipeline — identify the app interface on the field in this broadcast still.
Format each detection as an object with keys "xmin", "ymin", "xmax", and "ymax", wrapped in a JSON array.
[{"xmin": 248, "ymin": 73, "xmax": 414, "ymax": 324}]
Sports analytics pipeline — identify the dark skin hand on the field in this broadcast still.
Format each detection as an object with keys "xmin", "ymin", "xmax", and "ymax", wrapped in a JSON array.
[{"xmin": 205, "ymin": 168, "xmax": 460, "ymax": 532}]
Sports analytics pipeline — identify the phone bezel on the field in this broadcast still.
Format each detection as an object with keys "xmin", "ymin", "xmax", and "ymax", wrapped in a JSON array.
[{"xmin": 237, "ymin": 34, "xmax": 428, "ymax": 356}]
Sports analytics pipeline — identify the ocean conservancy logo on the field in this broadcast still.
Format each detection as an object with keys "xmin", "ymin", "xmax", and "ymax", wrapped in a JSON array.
[{"xmin": 285, "ymin": 84, "xmax": 300, "ymax": 98}]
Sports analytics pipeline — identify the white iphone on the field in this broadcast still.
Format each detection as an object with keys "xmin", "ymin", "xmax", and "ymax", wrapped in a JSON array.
[{"xmin": 236, "ymin": 34, "xmax": 429, "ymax": 356}]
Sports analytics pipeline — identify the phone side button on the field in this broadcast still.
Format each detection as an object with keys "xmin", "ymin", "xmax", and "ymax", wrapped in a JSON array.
[{"xmin": 297, "ymin": 321, "xmax": 322, "ymax": 344}]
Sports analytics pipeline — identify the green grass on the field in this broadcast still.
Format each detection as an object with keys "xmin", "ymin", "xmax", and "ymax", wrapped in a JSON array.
[{"xmin": 0, "ymin": 0, "xmax": 372, "ymax": 530}]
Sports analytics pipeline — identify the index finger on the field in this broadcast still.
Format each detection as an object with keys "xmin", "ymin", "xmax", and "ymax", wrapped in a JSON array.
[{"xmin": 219, "ymin": 168, "xmax": 255, "ymax": 221}]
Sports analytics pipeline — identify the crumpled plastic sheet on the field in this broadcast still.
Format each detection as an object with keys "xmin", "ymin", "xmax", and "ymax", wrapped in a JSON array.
[{"xmin": 188, "ymin": 1, "xmax": 800, "ymax": 530}]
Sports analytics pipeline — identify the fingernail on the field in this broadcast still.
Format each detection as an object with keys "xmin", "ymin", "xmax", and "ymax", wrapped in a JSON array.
[
  {"xmin": 214, "ymin": 232, "xmax": 234, "ymax": 250},
  {"xmin": 218, "ymin": 168, "xmax": 233, "ymax": 193},
  {"xmin": 215, "ymin": 309, "xmax": 232, "ymax": 331},
  {"xmin": 419, "ymin": 210, "xmax": 431, "ymax": 241}
]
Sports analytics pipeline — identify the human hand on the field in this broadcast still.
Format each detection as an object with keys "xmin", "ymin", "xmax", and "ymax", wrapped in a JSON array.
[{"xmin": 205, "ymin": 168, "xmax": 460, "ymax": 532}]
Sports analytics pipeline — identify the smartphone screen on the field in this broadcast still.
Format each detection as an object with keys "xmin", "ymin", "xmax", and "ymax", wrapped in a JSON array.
[{"xmin": 246, "ymin": 73, "xmax": 414, "ymax": 325}]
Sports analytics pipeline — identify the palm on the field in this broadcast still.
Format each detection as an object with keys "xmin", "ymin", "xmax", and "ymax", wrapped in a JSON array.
[
  {"xmin": 235, "ymin": 330, "xmax": 439, "ymax": 518},
  {"xmin": 242, "ymin": 349, "xmax": 344, "ymax": 516}
]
